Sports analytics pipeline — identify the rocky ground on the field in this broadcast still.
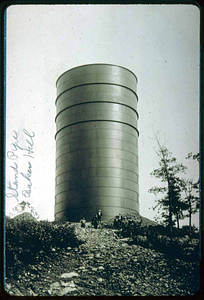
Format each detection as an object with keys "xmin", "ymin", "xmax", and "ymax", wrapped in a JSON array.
[{"xmin": 4, "ymin": 222, "xmax": 200, "ymax": 297}]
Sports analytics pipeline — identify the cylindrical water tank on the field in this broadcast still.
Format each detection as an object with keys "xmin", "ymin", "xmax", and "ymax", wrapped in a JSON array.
[{"xmin": 55, "ymin": 64, "xmax": 139, "ymax": 222}]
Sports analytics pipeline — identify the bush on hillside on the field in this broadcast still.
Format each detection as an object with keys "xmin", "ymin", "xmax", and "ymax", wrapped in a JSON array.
[
  {"xmin": 101, "ymin": 218, "xmax": 116, "ymax": 229},
  {"xmin": 181, "ymin": 225, "xmax": 199, "ymax": 239},
  {"xmin": 146, "ymin": 228, "xmax": 199, "ymax": 260},
  {"xmin": 116, "ymin": 213, "xmax": 148, "ymax": 238},
  {"xmin": 147, "ymin": 224, "xmax": 170, "ymax": 237},
  {"xmin": 107, "ymin": 214, "xmax": 200, "ymax": 261},
  {"xmin": 131, "ymin": 235, "xmax": 152, "ymax": 248},
  {"xmin": 5, "ymin": 216, "xmax": 84, "ymax": 276}
]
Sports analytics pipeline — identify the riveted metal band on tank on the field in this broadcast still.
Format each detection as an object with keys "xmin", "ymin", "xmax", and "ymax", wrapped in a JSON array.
[{"xmin": 55, "ymin": 64, "xmax": 139, "ymax": 222}]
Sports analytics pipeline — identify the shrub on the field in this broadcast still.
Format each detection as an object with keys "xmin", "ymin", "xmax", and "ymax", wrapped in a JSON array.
[
  {"xmin": 149, "ymin": 234, "xmax": 172, "ymax": 255},
  {"xmin": 147, "ymin": 224, "xmax": 170, "ymax": 237},
  {"xmin": 5, "ymin": 216, "xmax": 83, "ymax": 276},
  {"xmin": 179, "ymin": 238, "xmax": 200, "ymax": 260},
  {"xmin": 146, "ymin": 231, "xmax": 199, "ymax": 260},
  {"xmin": 101, "ymin": 218, "xmax": 115, "ymax": 229},
  {"xmin": 117, "ymin": 213, "xmax": 148, "ymax": 238},
  {"xmin": 132, "ymin": 235, "xmax": 152, "ymax": 248},
  {"xmin": 181, "ymin": 225, "xmax": 199, "ymax": 239},
  {"xmin": 144, "ymin": 223, "xmax": 199, "ymax": 260}
]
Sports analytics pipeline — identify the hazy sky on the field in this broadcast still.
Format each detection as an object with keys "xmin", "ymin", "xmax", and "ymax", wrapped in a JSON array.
[{"xmin": 5, "ymin": 4, "xmax": 200, "ymax": 225}]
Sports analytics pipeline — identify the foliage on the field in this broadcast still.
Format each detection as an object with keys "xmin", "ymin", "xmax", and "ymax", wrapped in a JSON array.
[
  {"xmin": 132, "ymin": 235, "xmax": 152, "ymax": 248},
  {"xmin": 179, "ymin": 152, "xmax": 200, "ymax": 232},
  {"xmin": 149, "ymin": 141, "xmax": 188, "ymax": 233},
  {"xmin": 111, "ymin": 213, "xmax": 199, "ymax": 261},
  {"xmin": 181, "ymin": 225, "xmax": 199, "ymax": 239},
  {"xmin": 9, "ymin": 200, "xmax": 40, "ymax": 220},
  {"xmin": 5, "ymin": 216, "xmax": 83, "ymax": 276},
  {"xmin": 101, "ymin": 218, "xmax": 116, "ymax": 229},
  {"xmin": 181, "ymin": 179, "xmax": 199, "ymax": 215},
  {"xmin": 145, "ymin": 225, "xmax": 199, "ymax": 260},
  {"xmin": 185, "ymin": 152, "xmax": 200, "ymax": 162},
  {"xmin": 115, "ymin": 213, "xmax": 148, "ymax": 238}
]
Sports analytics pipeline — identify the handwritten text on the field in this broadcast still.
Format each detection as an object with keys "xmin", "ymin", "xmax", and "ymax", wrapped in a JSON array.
[{"xmin": 6, "ymin": 129, "xmax": 35, "ymax": 201}]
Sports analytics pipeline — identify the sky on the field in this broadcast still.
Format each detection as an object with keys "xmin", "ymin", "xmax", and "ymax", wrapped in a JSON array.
[{"xmin": 5, "ymin": 4, "xmax": 200, "ymax": 226}]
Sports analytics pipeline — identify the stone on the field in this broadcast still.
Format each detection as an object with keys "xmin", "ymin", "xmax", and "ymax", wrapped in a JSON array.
[
  {"xmin": 58, "ymin": 287, "xmax": 77, "ymax": 295},
  {"xmin": 28, "ymin": 288, "xmax": 37, "ymax": 296},
  {"xmin": 97, "ymin": 278, "xmax": 103, "ymax": 283},
  {"xmin": 8, "ymin": 291, "xmax": 14, "ymax": 295},
  {"xmin": 61, "ymin": 281, "xmax": 76, "ymax": 288},
  {"xmin": 98, "ymin": 266, "xmax": 105, "ymax": 271},
  {"xmin": 120, "ymin": 238, "xmax": 130, "ymax": 242},
  {"xmin": 91, "ymin": 267, "xmax": 98, "ymax": 272},
  {"xmin": 12, "ymin": 288, "xmax": 24, "ymax": 296},
  {"xmin": 60, "ymin": 272, "xmax": 79, "ymax": 279},
  {"xmin": 50, "ymin": 281, "xmax": 60, "ymax": 289},
  {"xmin": 5, "ymin": 283, "xmax": 12, "ymax": 291}
]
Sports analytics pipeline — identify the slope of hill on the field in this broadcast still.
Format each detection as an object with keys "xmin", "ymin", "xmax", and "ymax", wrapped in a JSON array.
[{"xmin": 4, "ymin": 213, "xmax": 200, "ymax": 297}]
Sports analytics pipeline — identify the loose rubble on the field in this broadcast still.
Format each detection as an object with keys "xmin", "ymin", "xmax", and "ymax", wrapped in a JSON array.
[{"xmin": 4, "ymin": 222, "xmax": 200, "ymax": 296}]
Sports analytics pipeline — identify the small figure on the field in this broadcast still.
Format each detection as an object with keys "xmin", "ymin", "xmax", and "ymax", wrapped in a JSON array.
[
  {"xmin": 91, "ymin": 216, "xmax": 98, "ymax": 229},
  {"xmin": 96, "ymin": 209, "xmax": 103, "ymax": 225},
  {"xmin": 118, "ymin": 214, "xmax": 123, "ymax": 226},
  {"xmin": 114, "ymin": 215, "xmax": 119, "ymax": 228},
  {"xmin": 80, "ymin": 217, "xmax": 86, "ymax": 229},
  {"xmin": 118, "ymin": 213, "xmax": 123, "ymax": 221}
]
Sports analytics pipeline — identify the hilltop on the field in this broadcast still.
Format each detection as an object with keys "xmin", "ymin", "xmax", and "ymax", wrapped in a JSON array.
[{"xmin": 4, "ymin": 212, "xmax": 200, "ymax": 297}]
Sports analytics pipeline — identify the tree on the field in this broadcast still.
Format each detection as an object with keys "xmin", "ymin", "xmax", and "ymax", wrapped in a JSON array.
[
  {"xmin": 9, "ymin": 200, "xmax": 39, "ymax": 220},
  {"xmin": 185, "ymin": 152, "xmax": 200, "ymax": 162},
  {"xmin": 170, "ymin": 177, "xmax": 189, "ymax": 229},
  {"xmin": 181, "ymin": 179, "xmax": 199, "ymax": 233},
  {"xmin": 180, "ymin": 152, "xmax": 200, "ymax": 233},
  {"xmin": 149, "ymin": 141, "xmax": 187, "ymax": 234},
  {"xmin": 185, "ymin": 152, "xmax": 200, "ymax": 190}
]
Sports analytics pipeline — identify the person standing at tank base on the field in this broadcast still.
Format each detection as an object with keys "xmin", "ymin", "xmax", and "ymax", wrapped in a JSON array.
[
  {"xmin": 91, "ymin": 216, "xmax": 98, "ymax": 229},
  {"xmin": 96, "ymin": 210, "xmax": 103, "ymax": 226},
  {"xmin": 80, "ymin": 217, "xmax": 86, "ymax": 229}
]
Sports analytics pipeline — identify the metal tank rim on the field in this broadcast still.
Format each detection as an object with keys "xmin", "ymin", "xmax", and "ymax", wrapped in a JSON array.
[{"xmin": 56, "ymin": 63, "xmax": 138, "ymax": 86}]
